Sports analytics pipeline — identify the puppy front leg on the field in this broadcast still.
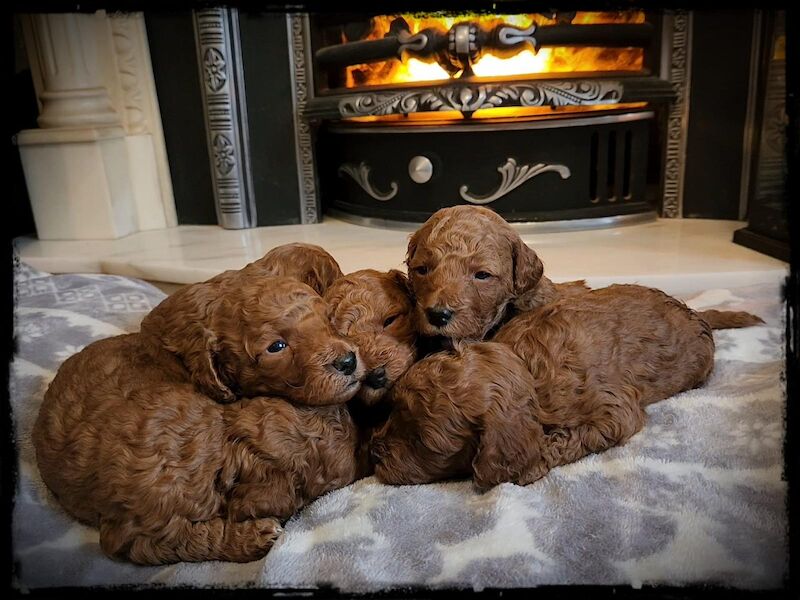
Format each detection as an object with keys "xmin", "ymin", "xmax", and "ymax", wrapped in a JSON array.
[
  {"xmin": 226, "ymin": 476, "xmax": 300, "ymax": 522},
  {"xmin": 100, "ymin": 515, "xmax": 282, "ymax": 564}
]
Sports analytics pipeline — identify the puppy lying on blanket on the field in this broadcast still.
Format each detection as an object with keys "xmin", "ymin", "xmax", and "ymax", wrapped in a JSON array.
[
  {"xmin": 406, "ymin": 205, "xmax": 589, "ymax": 343},
  {"xmin": 371, "ymin": 284, "xmax": 763, "ymax": 490},
  {"xmin": 325, "ymin": 269, "xmax": 417, "ymax": 407},
  {"xmin": 33, "ymin": 275, "xmax": 368, "ymax": 564},
  {"xmin": 324, "ymin": 269, "xmax": 418, "ymax": 467}
]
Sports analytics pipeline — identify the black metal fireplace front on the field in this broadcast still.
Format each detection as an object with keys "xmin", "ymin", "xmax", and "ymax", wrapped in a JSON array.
[
  {"xmin": 306, "ymin": 10, "xmax": 673, "ymax": 227},
  {"xmin": 318, "ymin": 110, "xmax": 652, "ymax": 224},
  {"xmin": 142, "ymin": 8, "xmax": 778, "ymax": 241}
]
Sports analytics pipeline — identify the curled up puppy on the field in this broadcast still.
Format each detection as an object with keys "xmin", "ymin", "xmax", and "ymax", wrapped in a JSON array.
[
  {"xmin": 324, "ymin": 269, "xmax": 418, "ymax": 462},
  {"xmin": 33, "ymin": 275, "xmax": 368, "ymax": 564},
  {"xmin": 371, "ymin": 284, "xmax": 763, "ymax": 490}
]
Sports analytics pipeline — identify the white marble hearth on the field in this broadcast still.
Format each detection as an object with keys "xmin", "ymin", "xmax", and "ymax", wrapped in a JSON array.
[{"xmin": 15, "ymin": 217, "xmax": 787, "ymax": 297}]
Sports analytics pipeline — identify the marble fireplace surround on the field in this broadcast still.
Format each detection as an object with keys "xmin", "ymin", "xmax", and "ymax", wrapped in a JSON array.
[
  {"xmin": 15, "ymin": 11, "xmax": 176, "ymax": 241},
  {"xmin": 15, "ymin": 218, "xmax": 788, "ymax": 299}
]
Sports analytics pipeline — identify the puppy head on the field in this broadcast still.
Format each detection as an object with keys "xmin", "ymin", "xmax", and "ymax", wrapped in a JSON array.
[
  {"xmin": 324, "ymin": 269, "xmax": 416, "ymax": 405},
  {"xmin": 141, "ymin": 276, "xmax": 363, "ymax": 405},
  {"xmin": 241, "ymin": 242, "xmax": 343, "ymax": 295},
  {"xmin": 370, "ymin": 342, "xmax": 545, "ymax": 489},
  {"xmin": 406, "ymin": 206, "xmax": 545, "ymax": 342}
]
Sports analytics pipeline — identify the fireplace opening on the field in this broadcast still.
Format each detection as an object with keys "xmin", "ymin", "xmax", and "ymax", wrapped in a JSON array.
[
  {"xmin": 306, "ymin": 10, "xmax": 671, "ymax": 228},
  {"xmin": 316, "ymin": 12, "xmax": 651, "ymax": 92}
]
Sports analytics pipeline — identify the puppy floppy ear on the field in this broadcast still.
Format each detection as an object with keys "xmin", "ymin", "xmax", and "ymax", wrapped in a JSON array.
[
  {"xmin": 506, "ymin": 229, "xmax": 544, "ymax": 298},
  {"xmin": 305, "ymin": 250, "xmax": 344, "ymax": 296},
  {"xmin": 471, "ymin": 397, "xmax": 546, "ymax": 490},
  {"xmin": 406, "ymin": 228, "xmax": 421, "ymax": 268},
  {"xmin": 177, "ymin": 324, "xmax": 236, "ymax": 403},
  {"xmin": 140, "ymin": 283, "xmax": 236, "ymax": 403},
  {"xmin": 388, "ymin": 269, "xmax": 413, "ymax": 299}
]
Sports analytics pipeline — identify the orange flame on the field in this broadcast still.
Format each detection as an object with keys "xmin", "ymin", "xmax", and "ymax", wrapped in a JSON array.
[{"xmin": 343, "ymin": 12, "xmax": 645, "ymax": 88}]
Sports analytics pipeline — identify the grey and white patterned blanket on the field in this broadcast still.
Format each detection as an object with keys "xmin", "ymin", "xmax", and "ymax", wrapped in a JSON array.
[{"xmin": 10, "ymin": 259, "xmax": 787, "ymax": 591}]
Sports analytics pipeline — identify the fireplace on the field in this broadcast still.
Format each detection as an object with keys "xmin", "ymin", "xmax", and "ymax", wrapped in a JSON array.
[
  {"xmin": 89, "ymin": 8, "xmax": 778, "ymax": 244},
  {"xmin": 304, "ymin": 11, "xmax": 673, "ymax": 227}
]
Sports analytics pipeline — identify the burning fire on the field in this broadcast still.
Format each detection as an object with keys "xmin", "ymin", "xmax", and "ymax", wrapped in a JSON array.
[{"xmin": 344, "ymin": 12, "xmax": 645, "ymax": 88}]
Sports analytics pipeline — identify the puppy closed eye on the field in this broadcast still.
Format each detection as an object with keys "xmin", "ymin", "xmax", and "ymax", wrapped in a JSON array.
[
  {"xmin": 474, "ymin": 271, "xmax": 493, "ymax": 280},
  {"xmin": 383, "ymin": 314, "xmax": 401, "ymax": 328},
  {"xmin": 266, "ymin": 340, "xmax": 287, "ymax": 353},
  {"xmin": 412, "ymin": 266, "xmax": 429, "ymax": 276}
]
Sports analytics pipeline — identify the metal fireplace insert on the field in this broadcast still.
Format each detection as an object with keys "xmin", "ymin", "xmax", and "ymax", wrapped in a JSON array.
[{"xmin": 305, "ymin": 10, "xmax": 675, "ymax": 228}]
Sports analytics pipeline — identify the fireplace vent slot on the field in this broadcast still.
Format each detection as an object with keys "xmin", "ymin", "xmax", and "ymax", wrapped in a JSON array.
[
  {"xmin": 590, "ymin": 132, "xmax": 599, "ymax": 203},
  {"xmin": 590, "ymin": 127, "xmax": 638, "ymax": 204},
  {"xmin": 607, "ymin": 131, "xmax": 617, "ymax": 201},
  {"xmin": 623, "ymin": 130, "xmax": 633, "ymax": 199}
]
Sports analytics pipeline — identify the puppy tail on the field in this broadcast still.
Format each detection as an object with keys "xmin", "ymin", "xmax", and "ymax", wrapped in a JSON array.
[{"xmin": 698, "ymin": 309, "xmax": 765, "ymax": 329}]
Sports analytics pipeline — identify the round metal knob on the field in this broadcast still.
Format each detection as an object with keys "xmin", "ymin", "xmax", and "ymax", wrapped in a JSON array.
[{"xmin": 408, "ymin": 155, "xmax": 433, "ymax": 184}]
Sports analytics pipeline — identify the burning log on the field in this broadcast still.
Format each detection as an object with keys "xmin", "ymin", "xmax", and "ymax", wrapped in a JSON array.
[{"xmin": 316, "ymin": 21, "xmax": 654, "ymax": 77}]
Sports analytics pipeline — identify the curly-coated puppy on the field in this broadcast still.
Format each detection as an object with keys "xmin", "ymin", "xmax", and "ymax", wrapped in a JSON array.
[
  {"xmin": 324, "ymin": 269, "xmax": 418, "ymax": 470},
  {"xmin": 371, "ymin": 342, "xmax": 538, "ymax": 487},
  {"xmin": 406, "ymin": 205, "xmax": 589, "ymax": 342},
  {"xmin": 209, "ymin": 242, "xmax": 343, "ymax": 295},
  {"xmin": 324, "ymin": 269, "xmax": 417, "ymax": 407},
  {"xmin": 140, "ymin": 275, "xmax": 361, "ymax": 405},
  {"xmin": 371, "ymin": 284, "xmax": 763, "ymax": 490},
  {"xmin": 33, "ymin": 276, "xmax": 366, "ymax": 564}
]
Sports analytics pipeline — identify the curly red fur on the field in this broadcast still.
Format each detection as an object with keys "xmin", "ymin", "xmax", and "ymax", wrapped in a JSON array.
[
  {"xmin": 372, "ymin": 284, "xmax": 762, "ymax": 491},
  {"xmin": 33, "ymin": 275, "xmax": 367, "ymax": 564},
  {"xmin": 324, "ymin": 269, "xmax": 417, "ymax": 406},
  {"xmin": 324, "ymin": 269, "xmax": 419, "ymax": 474},
  {"xmin": 208, "ymin": 242, "xmax": 343, "ymax": 295},
  {"xmin": 406, "ymin": 205, "xmax": 588, "ymax": 341},
  {"xmin": 140, "ymin": 276, "xmax": 363, "ymax": 405}
]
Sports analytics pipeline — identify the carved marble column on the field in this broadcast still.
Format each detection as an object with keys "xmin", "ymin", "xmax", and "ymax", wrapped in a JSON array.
[{"xmin": 16, "ymin": 11, "xmax": 176, "ymax": 240}]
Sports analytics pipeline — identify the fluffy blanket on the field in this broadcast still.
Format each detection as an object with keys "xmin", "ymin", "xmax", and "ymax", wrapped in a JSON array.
[{"xmin": 10, "ymin": 258, "xmax": 787, "ymax": 591}]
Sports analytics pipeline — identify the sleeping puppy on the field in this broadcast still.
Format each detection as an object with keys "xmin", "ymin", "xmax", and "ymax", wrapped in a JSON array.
[
  {"xmin": 371, "ymin": 284, "xmax": 763, "ymax": 490},
  {"xmin": 209, "ymin": 242, "xmax": 343, "ymax": 296},
  {"xmin": 406, "ymin": 205, "xmax": 589, "ymax": 344},
  {"xmin": 370, "ymin": 342, "xmax": 539, "ymax": 487},
  {"xmin": 33, "ymin": 276, "xmax": 367, "ymax": 564},
  {"xmin": 324, "ymin": 269, "xmax": 417, "ymax": 407},
  {"xmin": 324, "ymin": 269, "xmax": 418, "ymax": 462}
]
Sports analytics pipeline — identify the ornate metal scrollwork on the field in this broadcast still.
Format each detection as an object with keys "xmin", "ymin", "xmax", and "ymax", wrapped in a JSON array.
[
  {"xmin": 459, "ymin": 158, "xmax": 571, "ymax": 205},
  {"xmin": 287, "ymin": 14, "xmax": 319, "ymax": 224},
  {"xmin": 338, "ymin": 162, "xmax": 399, "ymax": 201},
  {"xmin": 447, "ymin": 22, "xmax": 480, "ymax": 76},
  {"xmin": 193, "ymin": 8, "xmax": 256, "ymax": 229},
  {"xmin": 203, "ymin": 47, "xmax": 227, "ymax": 92},
  {"xmin": 397, "ymin": 30, "xmax": 428, "ymax": 55},
  {"xmin": 662, "ymin": 11, "xmax": 691, "ymax": 218},
  {"xmin": 498, "ymin": 24, "xmax": 539, "ymax": 52},
  {"xmin": 338, "ymin": 80, "xmax": 623, "ymax": 118}
]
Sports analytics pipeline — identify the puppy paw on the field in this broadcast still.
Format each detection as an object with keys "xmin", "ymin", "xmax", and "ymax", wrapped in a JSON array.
[
  {"xmin": 254, "ymin": 517, "xmax": 284, "ymax": 547},
  {"xmin": 229, "ymin": 517, "xmax": 283, "ymax": 562}
]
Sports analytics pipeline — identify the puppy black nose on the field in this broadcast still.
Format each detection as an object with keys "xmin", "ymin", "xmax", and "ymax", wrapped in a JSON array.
[
  {"xmin": 426, "ymin": 306, "xmax": 454, "ymax": 327},
  {"xmin": 332, "ymin": 351, "xmax": 357, "ymax": 375},
  {"xmin": 365, "ymin": 367, "xmax": 387, "ymax": 389}
]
